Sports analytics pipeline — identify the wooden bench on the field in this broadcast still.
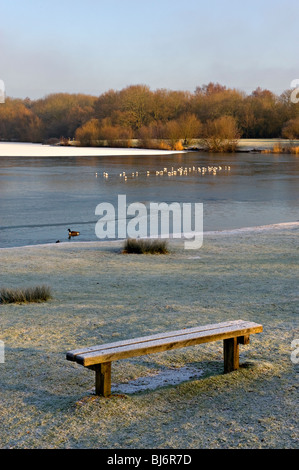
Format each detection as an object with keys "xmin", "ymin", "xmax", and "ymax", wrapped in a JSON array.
[{"xmin": 66, "ymin": 319, "xmax": 263, "ymax": 397}]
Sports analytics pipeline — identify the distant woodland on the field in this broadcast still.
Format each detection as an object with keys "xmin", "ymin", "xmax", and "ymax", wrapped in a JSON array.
[{"xmin": 1, "ymin": 83, "xmax": 299, "ymax": 151}]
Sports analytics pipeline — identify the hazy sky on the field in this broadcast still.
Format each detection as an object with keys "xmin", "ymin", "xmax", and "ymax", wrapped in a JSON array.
[{"xmin": 1, "ymin": 0, "xmax": 298, "ymax": 99}]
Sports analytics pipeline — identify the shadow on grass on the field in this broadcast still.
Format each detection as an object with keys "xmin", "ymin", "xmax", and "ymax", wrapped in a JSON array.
[{"xmin": 1, "ymin": 346, "xmax": 87, "ymax": 412}]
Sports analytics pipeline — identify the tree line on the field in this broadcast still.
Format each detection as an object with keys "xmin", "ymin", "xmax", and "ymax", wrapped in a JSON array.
[{"xmin": 0, "ymin": 83, "xmax": 298, "ymax": 151}]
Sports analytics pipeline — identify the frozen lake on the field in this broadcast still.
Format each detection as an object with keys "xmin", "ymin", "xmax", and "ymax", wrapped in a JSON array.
[{"xmin": 0, "ymin": 143, "xmax": 298, "ymax": 248}]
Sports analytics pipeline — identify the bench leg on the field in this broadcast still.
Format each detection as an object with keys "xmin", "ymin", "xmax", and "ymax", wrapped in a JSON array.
[
  {"xmin": 94, "ymin": 362, "xmax": 111, "ymax": 397},
  {"xmin": 223, "ymin": 337, "xmax": 239, "ymax": 373},
  {"xmin": 238, "ymin": 335, "xmax": 250, "ymax": 345}
]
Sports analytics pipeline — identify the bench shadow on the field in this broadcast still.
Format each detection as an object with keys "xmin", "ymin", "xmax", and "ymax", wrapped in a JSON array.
[
  {"xmin": 109, "ymin": 360, "xmax": 260, "ymax": 397},
  {"xmin": 110, "ymin": 361, "xmax": 224, "ymax": 396},
  {"xmin": 2, "ymin": 346, "xmax": 261, "ymax": 407}
]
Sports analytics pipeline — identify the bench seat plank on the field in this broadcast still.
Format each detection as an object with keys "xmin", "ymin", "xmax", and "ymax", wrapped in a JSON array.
[
  {"xmin": 67, "ymin": 320, "xmax": 262, "ymax": 367},
  {"xmin": 67, "ymin": 320, "xmax": 250, "ymax": 361}
]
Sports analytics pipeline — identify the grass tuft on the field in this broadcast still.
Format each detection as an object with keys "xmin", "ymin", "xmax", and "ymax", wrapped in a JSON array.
[
  {"xmin": 0, "ymin": 285, "xmax": 52, "ymax": 304},
  {"xmin": 122, "ymin": 238, "xmax": 169, "ymax": 254}
]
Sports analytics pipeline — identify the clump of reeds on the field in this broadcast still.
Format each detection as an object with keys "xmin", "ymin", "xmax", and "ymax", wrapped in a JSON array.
[
  {"xmin": 262, "ymin": 144, "xmax": 299, "ymax": 154},
  {"xmin": 122, "ymin": 238, "xmax": 169, "ymax": 254},
  {"xmin": 156, "ymin": 141, "xmax": 172, "ymax": 150},
  {"xmin": 0, "ymin": 285, "xmax": 52, "ymax": 304},
  {"xmin": 173, "ymin": 140, "xmax": 184, "ymax": 150},
  {"xmin": 137, "ymin": 138, "xmax": 185, "ymax": 151},
  {"xmin": 290, "ymin": 145, "xmax": 299, "ymax": 154},
  {"xmin": 272, "ymin": 143, "xmax": 283, "ymax": 153}
]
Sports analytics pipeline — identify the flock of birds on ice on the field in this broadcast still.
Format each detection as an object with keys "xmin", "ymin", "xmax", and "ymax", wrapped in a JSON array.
[
  {"xmin": 66, "ymin": 165, "xmax": 231, "ymax": 242},
  {"xmin": 96, "ymin": 165, "xmax": 231, "ymax": 181}
]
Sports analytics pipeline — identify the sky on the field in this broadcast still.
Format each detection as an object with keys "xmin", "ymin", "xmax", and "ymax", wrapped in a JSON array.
[{"xmin": 0, "ymin": 0, "xmax": 298, "ymax": 99}]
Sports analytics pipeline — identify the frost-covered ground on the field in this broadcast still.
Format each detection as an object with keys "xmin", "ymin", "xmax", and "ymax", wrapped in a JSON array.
[{"xmin": 0, "ymin": 226, "xmax": 298, "ymax": 449}]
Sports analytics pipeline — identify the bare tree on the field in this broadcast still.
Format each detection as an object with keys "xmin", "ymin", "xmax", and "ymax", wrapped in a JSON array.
[{"xmin": 201, "ymin": 115, "xmax": 240, "ymax": 152}]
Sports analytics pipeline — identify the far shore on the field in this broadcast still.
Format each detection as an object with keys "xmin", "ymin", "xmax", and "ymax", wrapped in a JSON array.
[
  {"xmin": 1, "ymin": 139, "xmax": 299, "ymax": 157},
  {"xmin": 0, "ymin": 141, "xmax": 183, "ymax": 157}
]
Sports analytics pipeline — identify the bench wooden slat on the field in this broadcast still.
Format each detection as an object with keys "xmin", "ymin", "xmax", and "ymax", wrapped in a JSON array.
[
  {"xmin": 66, "ymin": 319, "xmax": 248, "ymax": 361},
  {"xmin": 68, "ymin": 320, "xmax": 262, "ymax": 367}
]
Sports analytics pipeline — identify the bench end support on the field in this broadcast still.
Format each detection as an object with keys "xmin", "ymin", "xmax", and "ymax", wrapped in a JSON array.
[
  {"xmin": 223, "ymin": 337, "xmax": 239, "ymax": 373},
  {"xmin": 89, "ymin": 362, "xmax": 111, "ymax": 397}
]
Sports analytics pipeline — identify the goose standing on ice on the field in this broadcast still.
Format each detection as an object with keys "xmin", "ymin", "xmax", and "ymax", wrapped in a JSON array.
[{"xmin": 68, "ymin": 228, "xmax": 80, "ymax": 239}]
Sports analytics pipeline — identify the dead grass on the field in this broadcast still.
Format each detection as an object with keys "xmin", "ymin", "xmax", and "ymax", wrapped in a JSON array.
[
  {"xmin": 122, "ymin": 238, "xmax": 169, "ymax": 254},
  {"xmin": 0, "ymin": 285, "xmax": 52, "ymax": 304},
  {"xmin": 262, "ymin": 143, "xmax": 299, "ymax": 154}
]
